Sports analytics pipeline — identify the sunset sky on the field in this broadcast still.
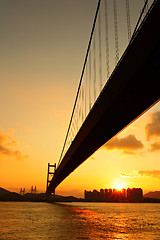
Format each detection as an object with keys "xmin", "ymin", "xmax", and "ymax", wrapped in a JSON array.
[{"xmin": 0, "ymin": 0, "xmax": 159, "ymax": 198}]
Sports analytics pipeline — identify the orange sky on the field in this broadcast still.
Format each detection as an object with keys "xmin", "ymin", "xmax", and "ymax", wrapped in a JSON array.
[{"xmin": 0, "ymin": 0, "xmax": 159, "ymax": 198}]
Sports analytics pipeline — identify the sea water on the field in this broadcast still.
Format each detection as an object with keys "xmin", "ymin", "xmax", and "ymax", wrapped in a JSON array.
[{"xmin": 0, "ymin": 202, "xmax": 160, "ymax": 239}]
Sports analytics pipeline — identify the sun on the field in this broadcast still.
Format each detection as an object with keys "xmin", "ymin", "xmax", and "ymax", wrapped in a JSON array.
[{"xmin": 114, "ymin": 181, "xmax": 126, "ymax": 190}]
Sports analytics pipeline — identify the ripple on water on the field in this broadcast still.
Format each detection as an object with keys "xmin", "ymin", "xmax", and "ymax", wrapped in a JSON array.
[{"xmin": 0, "ymin": 202, "xmax": 160, "ymax": 240}]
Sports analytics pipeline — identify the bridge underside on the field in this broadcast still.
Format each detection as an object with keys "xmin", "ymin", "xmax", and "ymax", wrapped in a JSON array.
[{"xmin": 48, "ymin": 1, "xmax": 160, "ymax": 192}]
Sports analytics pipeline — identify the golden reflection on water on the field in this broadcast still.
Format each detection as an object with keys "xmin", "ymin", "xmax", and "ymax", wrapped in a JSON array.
[
  {"xmin": 60, "ymin": 202, "xmax": 160, "ymax": 240},
  {"xmin": 1, "ymin": 202, "xmax": 160, "ymax": 240},
  {"xmin": 67, "ymin": 206, "xmax": 96, "ymax": 217},
  {"xmin": 62, "ymin": 203, "xmax": 131, "ymax": 239}
]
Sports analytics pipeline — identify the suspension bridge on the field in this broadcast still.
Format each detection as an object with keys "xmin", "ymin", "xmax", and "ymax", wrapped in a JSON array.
[{"xmin": 47, "ymin": 0, "xmax": 160, "ymax": 195}]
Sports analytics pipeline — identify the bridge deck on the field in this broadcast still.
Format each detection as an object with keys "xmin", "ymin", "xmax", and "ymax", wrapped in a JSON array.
[{"xmin": 48, "ymin": 0, "xmax": 160, "ymax": 192}]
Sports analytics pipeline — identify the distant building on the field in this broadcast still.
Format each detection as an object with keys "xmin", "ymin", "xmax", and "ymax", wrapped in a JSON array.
[
  {"xmin": 127, "ymin": 188, "xmax": 143, "ymax": 202},
  {"xmin": 84, "ymin": 187, "xmax": 143, "ymax": 202}
]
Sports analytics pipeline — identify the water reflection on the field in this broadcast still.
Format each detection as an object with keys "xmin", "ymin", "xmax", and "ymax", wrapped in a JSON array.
[
  {"xmin": 0, "ymin": 202, "xmax": 160, "ymax": 240},
  {"xmin": 58, "ymin": 203, "xmax": 129, "ymax": 239},
  {"xmin": 58, "ymin": 202, "xmax": 160, "ymax": 240}
]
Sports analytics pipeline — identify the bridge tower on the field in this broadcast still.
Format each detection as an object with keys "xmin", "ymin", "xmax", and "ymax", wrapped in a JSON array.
[
  {"xmin": 31, "ymin": 186, "xmax": 37, "ymax": 194},
  {"xmin": 46, "ymin": 163, "xmax": 56, "ymax": 195}
]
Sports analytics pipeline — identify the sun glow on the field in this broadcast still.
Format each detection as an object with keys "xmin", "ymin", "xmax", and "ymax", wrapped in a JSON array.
[{"xmin": 114, "ymin": 181, "xmax": 126, "ymax": 190}]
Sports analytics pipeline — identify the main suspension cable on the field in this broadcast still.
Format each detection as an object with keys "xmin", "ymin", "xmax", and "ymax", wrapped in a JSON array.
[
  {"xmin": 58, "ymin": 0, "xmax": 102, "ymax": 166},
  {"xmin": 130, "ymin": 0, "xmax": 149, "ymax": 43}
]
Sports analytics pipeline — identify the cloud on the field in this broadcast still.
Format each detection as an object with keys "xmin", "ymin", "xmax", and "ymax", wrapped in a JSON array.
[
  {"xmin": 138, "ymin": 170, "xmax": 160, "ymax": 180},
  {"xmin": 150, "ymin": 142, "xmax": 160, "ymax": 152},
  {"xmin": 0, "ymin": 132, "xmax": 28, "ymax": 160},
  {"xmin": 120, "ymin": 173, "xmax": 135, "ymax": 178},
  {"xmin": 145, "ymin": 111, "xmax": 160, "ymax": 140},
  {"xmin": 104, "ymin": 135, "xmax": 144, "ymax": 154}
]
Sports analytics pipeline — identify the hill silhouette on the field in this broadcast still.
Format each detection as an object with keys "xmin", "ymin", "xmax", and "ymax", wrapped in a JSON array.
[
  {"xmin": 0, "ymin": 187, "xmax": 81, "ymax": 202},
  {"xmin": 0, "ymin": 187, "xmax": 24, "ymax": 201},
  {"xmin": 0, "ymin": 187, "xmax": 47, "ymax": 201},
  {"xmin": 144, "ymin": 191, "xmax": 160, "ymax": 199},
  {"xmin": 0, "ymin": 187, "xmax": 10, "ymax": 196}
]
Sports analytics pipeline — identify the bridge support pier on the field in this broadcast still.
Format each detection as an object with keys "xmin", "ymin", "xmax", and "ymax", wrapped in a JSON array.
[{"xmin": 46, "ymin": 163, "xmax": 56, "ymax": 195}]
